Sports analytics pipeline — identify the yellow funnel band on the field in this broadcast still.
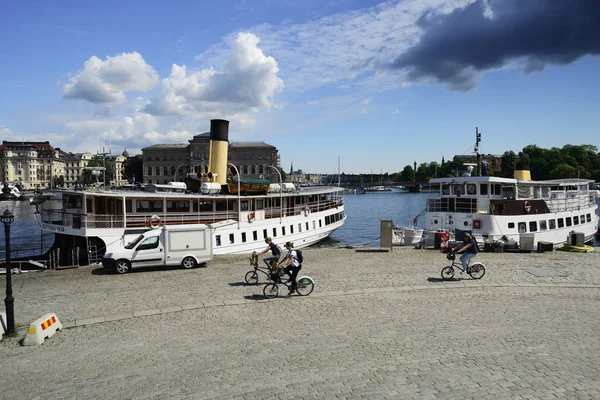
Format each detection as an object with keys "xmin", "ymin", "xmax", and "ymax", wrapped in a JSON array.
[{"xmin": 514, "ymin": 170, "xmax": 531, "ymax": 180}]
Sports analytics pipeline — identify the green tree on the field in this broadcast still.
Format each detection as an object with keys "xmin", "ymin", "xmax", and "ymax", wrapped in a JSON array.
[{"xmin": 123, "ymin": 155, "xmax": 143, "ymax": 184}]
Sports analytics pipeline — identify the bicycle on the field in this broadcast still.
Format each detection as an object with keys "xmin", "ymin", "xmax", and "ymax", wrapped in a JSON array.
[
  {"xmin": 263, "ymin": 269, "xmax": 314, "ymax": 298},
  {"xmin": 441, "ymin": 248, "xmax": 486, "ymax": 280},
  {"xmin": 245, "ymin": 251, "xmax": 288, "ymax": 285}
]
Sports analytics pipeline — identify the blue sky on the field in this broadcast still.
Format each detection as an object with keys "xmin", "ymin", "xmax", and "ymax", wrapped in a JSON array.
[{"xmin": 1, "ymin": 0, "xmax": 599, "ymax": 175}]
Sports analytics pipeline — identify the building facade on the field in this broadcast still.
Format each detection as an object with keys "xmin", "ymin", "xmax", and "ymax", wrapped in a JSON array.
[
  {"xmin": 141, "ymin": 133, "xmax": 281, "ymax": 184},
  {"xmin": 0, "ymin": 141, "xmax": 127, "ymax": 189}
]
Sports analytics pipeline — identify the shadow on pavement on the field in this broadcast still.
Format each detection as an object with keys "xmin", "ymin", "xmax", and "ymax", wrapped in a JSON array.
[
  {"xmin": 427, "ymin": 277, "xmax": 458, "ymax": 283},
  {"xmin": 244, "ymin": 294, "xmax": 267, "ymax": 301}
]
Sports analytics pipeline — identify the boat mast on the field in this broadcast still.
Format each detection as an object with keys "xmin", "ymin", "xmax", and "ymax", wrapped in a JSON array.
[{"xmin": 475, "ymin": 127, "xmax": 481, "ymax": 177}]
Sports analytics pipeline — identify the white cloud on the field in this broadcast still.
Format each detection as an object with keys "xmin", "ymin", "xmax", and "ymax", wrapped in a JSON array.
[
  {"xmin": 144, "ymin": 32, "xmax": 284, "ymax": 119},
  {"xmin": 63, "ymin": 52, "xmax": 159, "ymax": 103},
  {"xmin": 197, "ymin": 0, "xmax": 468, "ymax": 93}
]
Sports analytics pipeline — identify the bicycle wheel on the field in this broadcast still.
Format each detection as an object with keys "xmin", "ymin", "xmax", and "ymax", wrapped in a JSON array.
[
  {"xmin": 295, "ymin": 276, "xmax": 314, "ymax": 296},
  {"xmin": 468, "ymin": 263, "xmax": 486, "ymax": 280},
  {"xmin": 263, "ymin": 283, "xmax": 279, "ymax": 299},
  {"xmin": 441, "ymin": 266, "xmax": 455, "ymax": 280},
  {"xmin": 245, "ymin": 270, "xmax": 259, "ymax": 285}
]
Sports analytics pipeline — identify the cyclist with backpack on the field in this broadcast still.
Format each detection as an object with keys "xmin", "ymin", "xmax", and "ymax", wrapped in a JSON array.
[
  {"xmin": 258, "ymin": 237, "xmax": 282, "ymax": 280},
  {"xmin": 282, "ymin": 241, "xmax": 302, "ymax": 294},
  {"xmin": 456, "ymin": 232, "xmax": 479, "ymax": 273}
]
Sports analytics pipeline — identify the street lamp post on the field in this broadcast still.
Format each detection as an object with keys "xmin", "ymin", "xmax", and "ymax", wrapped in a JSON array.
[
  {"xmin": 173, "ymin": 164, "xmax": 188, "ymax": 182},
  {"xmin": 1, "ymin": 208, "xmax": 15, "ymax": 336},
  {"xmin": 228, "ymin": 163, "xmax": 241, "ymax": 229},
  {"xmin": 267, "ymin": 166, "xmax": 282, "ymax": 223}
]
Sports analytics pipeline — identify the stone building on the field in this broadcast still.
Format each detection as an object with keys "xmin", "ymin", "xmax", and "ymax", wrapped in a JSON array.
[
  {"xmin": 141, "ymin": 133, "xmax": 281, "ymax": 184},
  {"xmin": 0, "ymin": 140, "xmax": 127, "ymax": 189}
]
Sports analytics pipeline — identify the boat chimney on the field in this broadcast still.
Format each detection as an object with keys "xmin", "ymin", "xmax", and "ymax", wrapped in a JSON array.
[
  {"xmin": 514, "ymin": 163, "xmax": 531, "ymax": 181},
  {"xmin": 207, "ymin": 119, "xmax": 229, "ymax": 185}
]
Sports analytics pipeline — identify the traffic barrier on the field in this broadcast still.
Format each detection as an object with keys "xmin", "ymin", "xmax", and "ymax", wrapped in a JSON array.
[
  {"xmin": 1, "ymin": 311, "xmax": 6, "ymax": 336},
  {"xmin": 21, "ymin": 313, "xmax": 63, "ymax": 346}
]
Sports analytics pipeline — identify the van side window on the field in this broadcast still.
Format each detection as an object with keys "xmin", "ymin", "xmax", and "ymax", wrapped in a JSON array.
[{"xmin": 137, "ymin": 236, "xmax": 159, "ymax": 251}]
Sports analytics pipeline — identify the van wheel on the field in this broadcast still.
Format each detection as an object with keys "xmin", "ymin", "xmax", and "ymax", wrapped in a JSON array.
[
  {"xmin": 181, "ymin": 256, "xmax": 197, "ymax": 269},
  {"xmin": 115, "ymin": 260, "xmax": 131, "ymax": 274}
]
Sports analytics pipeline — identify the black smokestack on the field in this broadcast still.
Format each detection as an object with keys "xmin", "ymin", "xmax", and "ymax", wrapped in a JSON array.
[{"xmin": 210, "ymin": 119, "xmax": 229, "ymax": 142}]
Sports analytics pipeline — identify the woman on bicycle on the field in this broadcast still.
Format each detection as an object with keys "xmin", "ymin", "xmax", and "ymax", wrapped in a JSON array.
[
  {"xmin": 259, "ymin": 237, "xmax": 282, "ymax": 279},
  {"xmin": 282, "ymin": 241, "xmax": 302, "ymax": 294},
  {"xmin": 456, "ymin": 232, "xmax": 478, "ymax": 273}
]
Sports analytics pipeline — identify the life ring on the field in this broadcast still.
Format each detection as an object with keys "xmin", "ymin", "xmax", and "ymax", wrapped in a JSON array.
[
  {"xmin": 523, "ymin": 201, "xmax": 531, "ymax": 213},
  {"xmin": 247, "ymin": 212, "xmax": 255, "ymax": 222},
  {"xmin": 304, "ymin": 206, "xmax": 311, "ymax": 217},
  {"xmin": 148, "ymin": 215, "xmax": 162, "ymax": 229}
]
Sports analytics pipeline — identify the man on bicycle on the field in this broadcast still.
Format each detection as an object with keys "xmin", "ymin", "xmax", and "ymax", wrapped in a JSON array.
[
  {"xmin": 258, "ymin": 237, "xmax": 282, "ymax": 280},
  {"xmin": 456, "ymin": 232, "xmax": 478, "ymax": 273},
  {"xmin": 282, "ymin": 241, "xmax": 302, "ymax": 294}
]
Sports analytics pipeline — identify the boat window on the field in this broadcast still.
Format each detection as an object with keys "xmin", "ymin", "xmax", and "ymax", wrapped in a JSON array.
[
  {"xmin": 466, "ymin": 184, "xmax": 476, "ymax": 195},
  {"xmin": 566, "ymin": 217, "xmax": 572, "ymax": 227},
  {"xmin": 492, "ymin": 184, "xmax": 502, "ymax": 195},
  {"xmin": 229, "ymin": 234, "xmax": 234, "ymax": 244},
  {"xmin": 137, "ymin": 200, "xmax": 162, "ymax": 212},
  {"xmin": 263, "ymin": 229, "xmax": 268, "ymax": 239},
  {"xmin": 241, "ymin": 201, "xmax": 249, "ymax": 211},
  {"xmin": 194, "ymin": 201, "xmax": 213, "ymax": 212},
  {"xmin": 137, "ymin": 236, "xmax": 160, "ymax": 251},
  {"xmin": 573, "ymin": 216, "xmax": 579, "ymax": 225},
  {"xmin": 273, "ymin": 228, "xmax": 277, "ymax": 237},
  {"xmin": 502, "ymin": 186, "xmax": 515, "ymax": 200},
  {"xmin": 290, "ymin": 225, "xmax": 294, "ymax": 234},
  {"xmin": 167, "ymin": 201, "xmax": 189, "ymax": 212},
  {"xmin": 557, "ymin": 218, "xmax": 564, "ymax": 228},
  {"xmin": 580, "ymin": 215, "xmax": 585, "ymax": 224},
  {"xmin": 126, "ymin": 199, "xmax": 132, "ymax": 213},
  {"xmin": 587, "ymin": 214, "xmax": 592, "ymax": 222},
  {"xmin": 306, "ymin": 222, "xmax": 309, "ymax": 230},
  {"xmin": 479, "ymin": 184, "xmax": 488, "ymax": 195},
  {"xmin": 298, "ymin": 223, "xmax": 302, "ymax": 232},
  {"xmin": 453, "ymin": 184, "xmax": 465, "ymax": 195},
  {"xmin": 518, "ymin": 222, "xmax": 526, "ymax": 233},
  {"xmin": 312, "ymin": 221, "xmax": 316, "ymax": 230},
  {"xmin": 282, "ymin": 226, "xmax": 286, "ymax": 236},
  {"xmin": 508, "ymin": 222, "xmax": 515, "ymax": 229},
  {"xmin": 540, "ymin": 220, "xmax": 547, "ymax": 230},
  {"xmin": 241, "ymin": 233, "xmax": 246, "ymax": 243},
  {"xmin": 549, "ymin": 219, "xmax": 556, "ymax": 229},
  {"xmin": 319, "ymin": 220, "xmax": 322, "ymax": 228},
  {"xmin": 253, "ymin": 231, "xmax": 257, "ymax": 241},
  {"xmin": 256, "ymin": 200, "xmax": 264, "ymax": 209},
  {"xmin": 215, "ymin": 200, "xmax": 233, "ymax": 212},
  {"xmin": 529, "ymin": 221, "xmax": 537, "ymax": 232},
  {"xmin": 442, "ymin": 185, "xmax": 450, "ymax": 195}
]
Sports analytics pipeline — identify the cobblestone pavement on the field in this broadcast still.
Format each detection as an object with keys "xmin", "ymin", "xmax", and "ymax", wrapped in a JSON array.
[{"xmin": 1, "ymin": 248, "xmax": 599, "ymax": 399}]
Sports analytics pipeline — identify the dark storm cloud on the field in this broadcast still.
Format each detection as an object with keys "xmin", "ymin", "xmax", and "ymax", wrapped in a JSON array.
[{"xmin": 386, "ymin": 0, "xmax": 600, "ymax": 91}]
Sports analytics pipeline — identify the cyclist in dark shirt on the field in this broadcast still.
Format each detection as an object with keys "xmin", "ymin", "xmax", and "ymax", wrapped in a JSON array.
[
  {"xmin": 456, "ymin": 232, "xmax": 479, "ymax": 273},
  {"xmin": 259, "ymin": 237, "xmax": 282, "ymax": 279}
]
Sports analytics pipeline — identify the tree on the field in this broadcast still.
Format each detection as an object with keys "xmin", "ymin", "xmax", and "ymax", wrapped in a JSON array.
[
  {"xmin": 400, "ymin": 165, "xmax": 415, "ymax": 182},
  {"xmin": 123, "ymin": 155, "xmax": 143, "ymax": 184},
  {"xmin": 82, "ymin": 156, "xmax": 113, "ymax": 185}
]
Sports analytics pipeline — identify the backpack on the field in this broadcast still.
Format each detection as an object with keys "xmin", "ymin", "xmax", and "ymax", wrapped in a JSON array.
[{"xmin": 295, "ymin": 249, "xmax": 303, "ymax": 263}]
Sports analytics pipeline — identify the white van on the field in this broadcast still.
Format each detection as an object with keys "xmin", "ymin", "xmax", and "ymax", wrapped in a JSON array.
[{"xmin": 102, "ymin": 225, "xmax": 213, "ymax": 274}]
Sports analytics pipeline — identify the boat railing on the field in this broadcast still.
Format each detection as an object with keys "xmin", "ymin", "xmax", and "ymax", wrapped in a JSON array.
[
  {"xmin": 40, "ymin": 199, "xmax": 344, "ymax": 230},
  {"xmin": 426, "ymin": 198, "xmax": 477, "ymax": 213}
]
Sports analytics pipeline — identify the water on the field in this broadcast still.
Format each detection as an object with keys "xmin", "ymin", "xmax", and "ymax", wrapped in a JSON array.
[{"xmin": 327, "ymin": 191, "xmax": 432, "ymax": 248}]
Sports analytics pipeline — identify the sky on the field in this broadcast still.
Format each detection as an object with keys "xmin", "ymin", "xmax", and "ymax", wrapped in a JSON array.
[{"xmin": 1, "ymin": 0, "xmax": 599, "ymax": 175}]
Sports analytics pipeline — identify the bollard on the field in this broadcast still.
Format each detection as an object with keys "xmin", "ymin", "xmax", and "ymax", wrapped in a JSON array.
[{"xmin": 21, "ymin": 313, "xmax": 63, "ymax": 345}]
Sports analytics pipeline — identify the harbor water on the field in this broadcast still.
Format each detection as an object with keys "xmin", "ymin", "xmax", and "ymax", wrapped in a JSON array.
[{"xmin": 1, "ymin": 190, "xmax": 598, "ymax": 260}]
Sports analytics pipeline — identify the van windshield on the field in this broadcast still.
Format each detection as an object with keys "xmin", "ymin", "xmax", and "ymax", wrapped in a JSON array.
[{"xmin": 124, "ymin": 234, "xmax": 145, "ymax": 249}]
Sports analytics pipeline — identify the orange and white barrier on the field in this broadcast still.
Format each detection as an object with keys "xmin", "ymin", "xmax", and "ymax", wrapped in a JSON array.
[
  {"xmin": 22, "ymin": 313, "xmax": 62, "ymax": 346},
  {"xmin": 0, "ymin": 311, "xmax": 6, "ymax": 336}
]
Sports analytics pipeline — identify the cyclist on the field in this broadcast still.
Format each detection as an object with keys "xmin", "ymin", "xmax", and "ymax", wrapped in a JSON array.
[
  {"xmin": 282, "ymin": 241, "xmax": 302, "ymax": 294},
  {"xmin": 258, "ymin": 237, "xmax": 282, "ymax": 280},
  {"xmin": 456, "ymin": 232, "xmax": 479, "ymax": 273}
]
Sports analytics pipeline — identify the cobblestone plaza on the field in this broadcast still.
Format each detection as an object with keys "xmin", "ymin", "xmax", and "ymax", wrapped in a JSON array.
[{"xmin": 2, "ymin": 248, "xmax": 599, "ymax": 399}]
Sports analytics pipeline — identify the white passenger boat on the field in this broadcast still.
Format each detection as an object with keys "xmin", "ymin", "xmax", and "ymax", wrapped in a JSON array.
[
  {"xmin": 425, "ymin": 170, "xmax": 599, "ymax": 249},
  {"xmin": 38, "ymin": 120, "xmax": 346, "ymax": 265}
]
